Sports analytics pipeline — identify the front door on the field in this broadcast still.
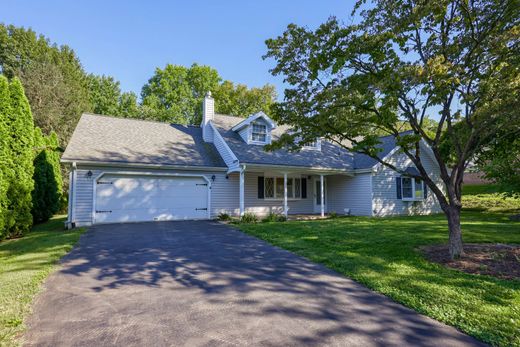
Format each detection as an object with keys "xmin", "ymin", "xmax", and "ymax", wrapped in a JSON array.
[{"xmin": 314, "ymin": 177, "xmax": 327, "ymax": 213}]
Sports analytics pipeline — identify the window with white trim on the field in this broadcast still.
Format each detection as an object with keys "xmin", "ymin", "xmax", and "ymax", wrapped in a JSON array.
[
  {"xmin": 402, "ymin": 177, "xmax": 424, "ymax": 201},
  {"xmin": 264, "ymin": 176, "xmax": 302, "ymax": 199},
  {"xmin": 251, "ymin": 122, "xmax": 267, "ymax": 143},
  {"xmin": 302, "ymin": 138, "xmax": 321, "ymax": 150}
]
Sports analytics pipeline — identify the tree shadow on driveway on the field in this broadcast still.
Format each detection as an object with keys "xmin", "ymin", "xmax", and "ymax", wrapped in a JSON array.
[{"xmin": 23, "ymin": 221, "xmax": 485, "ymax": 347}]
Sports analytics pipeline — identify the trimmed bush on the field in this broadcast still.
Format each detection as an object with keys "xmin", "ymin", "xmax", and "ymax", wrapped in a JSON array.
[
  {"xmin": 217, "ymin": 212, "xmax": 231, "ymax": 221},
  {"xmin": 240, "ymin": 212, "xmax": 258, "ymax": 224},
  {"xmin": 31, "ymin": 128, "xmax": 63, "ymax": 223}
]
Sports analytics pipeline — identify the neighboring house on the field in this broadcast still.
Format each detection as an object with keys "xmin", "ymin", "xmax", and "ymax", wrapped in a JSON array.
[{"xmin": 62, "ymin": 92, "xmax": 443, "ymax": 227}]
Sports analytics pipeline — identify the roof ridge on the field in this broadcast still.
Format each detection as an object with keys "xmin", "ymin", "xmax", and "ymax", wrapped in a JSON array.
[{"xmin": 81, "ymin": 113, "xmax": 199, "ymax": 127}]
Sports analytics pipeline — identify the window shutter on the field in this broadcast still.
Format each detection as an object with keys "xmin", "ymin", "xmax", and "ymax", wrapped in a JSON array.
[
  {"xmin": 396, "ymin": 177, "xmax": 402, "ymax": 199},
  {"xmin": 301, "ymin": 178, "xmax": 307, "ymax": 199},
  {"xmin": 258, "ymin": 176, "xmax": 264, "ymax": 199},
  {"xmin": 424, "ymin": 183, "xmax": 428, "ymax": 199}
]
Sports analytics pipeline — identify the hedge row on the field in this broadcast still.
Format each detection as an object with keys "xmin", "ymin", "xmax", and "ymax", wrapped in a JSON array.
[{"xmin": 0, "ymin": 76, "xmax": 62, "ymax": 240}]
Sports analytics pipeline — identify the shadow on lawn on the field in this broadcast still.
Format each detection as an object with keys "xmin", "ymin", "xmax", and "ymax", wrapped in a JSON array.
[{"xmin": 45, "ymin": 220, "xmax": 485, "ymax": 347}]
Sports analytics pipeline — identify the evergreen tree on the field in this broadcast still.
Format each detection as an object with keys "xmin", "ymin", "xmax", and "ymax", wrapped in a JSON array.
[
  {"xmin": 5, "ymin": 78, "xmax": 34, "ymax": 237},
  {"xmin": 0, "ymin": 75, "xmax": 12, "ymax": 239},
  {"xmin": 31, "ymin": 128, "xmax": 63, "ymax": 223}
]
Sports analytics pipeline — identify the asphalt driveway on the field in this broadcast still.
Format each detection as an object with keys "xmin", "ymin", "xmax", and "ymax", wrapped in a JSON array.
[{"xmin": 24, "ymin": 221, "xmax": 485, "ymax": 346}]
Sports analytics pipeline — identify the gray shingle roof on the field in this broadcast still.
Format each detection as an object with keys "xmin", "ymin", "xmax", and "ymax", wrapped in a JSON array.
[
  {"xmin": 61, "ymin": 114, "xmax": 226, "ymax": 168},
  {"xmin": 352, "ymin": 134, "xmax": 400, "ymax": 169},
  {"xmin": 212, "ymin": 114, "xmax": 355, "ymax": 170}
]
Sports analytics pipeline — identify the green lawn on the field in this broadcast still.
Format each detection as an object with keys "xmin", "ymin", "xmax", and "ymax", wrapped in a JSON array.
[
  {"xmin": 238, "ymin": 211, "xmax": 520, "ymax": 346},
  {"xmin": 0, "ymin": 216, "xmax": 84, "ymax": 346}
]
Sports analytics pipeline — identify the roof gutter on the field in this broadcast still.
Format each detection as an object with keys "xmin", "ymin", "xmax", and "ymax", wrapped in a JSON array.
[
  {"xmin": 239, "ymin": 163, "xmax": 355, "ymax": 175},
  {"xmin": 60, "ymin": 159, "xmax": 228, "ymax": 172}
]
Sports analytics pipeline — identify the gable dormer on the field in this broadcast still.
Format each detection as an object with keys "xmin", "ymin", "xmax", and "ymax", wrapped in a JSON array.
[{"xmin": 231, "ymin": 112, "xmax": 276, "ymax": 145}]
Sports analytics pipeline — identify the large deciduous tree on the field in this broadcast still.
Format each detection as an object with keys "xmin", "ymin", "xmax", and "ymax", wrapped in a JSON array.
[
  {"xmin": 264, "ymin": 0, "xmax": 519, "ymax": 258},
  {"xmin": 0, "ymin": 24, "xmax": 91, "ymax": 145},
  {"xmin": 141, "ymin": 64, "xmax": 221, "ymax": 124},
  {"xmin": 213, "ymin": 81, "xmax": 277, "ymax": 117}
]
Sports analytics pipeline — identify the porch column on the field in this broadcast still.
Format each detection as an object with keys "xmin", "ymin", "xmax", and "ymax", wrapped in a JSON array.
[
  {"xmin": 320, "ymin": 174, "xmax": 325, "ymax": 217},
  {"xmin": 283, "ymin": 173, "xmax": 288, "ymax": 217},
  {"xmin": 239, "ymin": 168, "xmax": 245, "ymax": 216}
]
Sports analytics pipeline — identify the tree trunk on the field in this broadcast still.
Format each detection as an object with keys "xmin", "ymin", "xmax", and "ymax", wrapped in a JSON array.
[{"xmin": 445, "ymin": 206, "xmax": 464, "ymax": 259}]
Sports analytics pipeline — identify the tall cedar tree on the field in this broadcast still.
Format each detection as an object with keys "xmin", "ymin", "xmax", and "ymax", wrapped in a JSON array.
[
  {"xmin": 32, "ymin": 128, "xmax": 63, "ymax": 223},
  {"xmin": 0, "ymin": 76, "xmax": 12, "ymax": 238},
  {"xmin": 264, "ymin": 0, "xmax": 519, "ymax": 258},
  {"xmin": 5, "ymin": 78, "xmax": 34, "ymax": 237}
]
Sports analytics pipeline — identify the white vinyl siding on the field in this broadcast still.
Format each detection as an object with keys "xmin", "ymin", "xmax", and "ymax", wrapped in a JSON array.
[
  {"xmin": 371, "ymin": 145, "xmax": 443, "ymax": 216},
  {"xmin": 327, "ymin": 173, "xmax": 373, "ymax": 216}
]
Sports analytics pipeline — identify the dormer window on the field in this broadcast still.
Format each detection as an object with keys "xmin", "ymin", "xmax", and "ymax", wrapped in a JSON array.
[
  {"xmin": 302, "ymin": 138, "xmax": 322, "ymax": 150},
  {"xmin": 251, "ymin": 122, "xmax": 267, "ymax": 143}
]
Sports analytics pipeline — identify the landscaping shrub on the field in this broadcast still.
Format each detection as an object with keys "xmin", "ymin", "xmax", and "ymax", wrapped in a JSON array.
[
  {"xmin": 462, "ymin": 184, "xmax": 520, "ymax": 213},
  {"xmin": 31, "ymin": 128, "xmax": 63, "ymax": 223},
  {"xmin": 240, "ymin": 212, "xmax": 258, "ymax": 224},
  {"xmin": 262, "ymin": 212, "xmax": 286, "ymax": 223},
  {"xmin": 0, "ymin": 76, "xmax": 11, "ymax": 238},
  {"xmin": 217, "ymin": 212, "xmax": 231, "ymax": 221}
]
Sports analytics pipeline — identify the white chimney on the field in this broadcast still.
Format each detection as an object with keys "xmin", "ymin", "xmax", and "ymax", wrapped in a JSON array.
[{"xmin": 202, "ymin": 91, "xmax": 214, "ymax": 142}]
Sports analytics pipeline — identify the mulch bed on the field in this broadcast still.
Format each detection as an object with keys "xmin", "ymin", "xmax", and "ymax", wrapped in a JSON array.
[{"xmin": 421, "ymin": 243, "xmax": 520, "ymax": 280}]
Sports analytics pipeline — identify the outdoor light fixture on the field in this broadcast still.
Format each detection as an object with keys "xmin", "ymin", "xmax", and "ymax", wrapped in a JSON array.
[
  {"xmin": 211, "ymin": 175, "xmax": 216, "ymax": 182},
  {"xmin": 87, "ymin": 170, "xmax": 93, "ymax": 178},
  {"xmin": 225, "ymin": 175, "xmax": 229, "ymax": 179}
]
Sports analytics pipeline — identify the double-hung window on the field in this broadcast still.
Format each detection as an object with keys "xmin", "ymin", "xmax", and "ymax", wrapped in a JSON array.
[
  {"xmin": 251, "ymin": 122, "xmax": 267, "ymax": 143},
  {"xmin": 401, "ymin": 177, "xmax": 425, "ymax": 201},
  {"xmin": 264, "ymin": 176, "xmax": 302, "ymax": 199}
]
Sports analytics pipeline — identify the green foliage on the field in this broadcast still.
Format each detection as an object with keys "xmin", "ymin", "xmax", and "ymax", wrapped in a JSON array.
[
  {"xmin": 239, "ymin": 211, "xmax": 520, "ymax": 346},
  {"xmin": 478, "ymin": 136, "xmax": 520, "ymax": 197},
  {"xmin": 261, "ymin": 212, "xmax": 287, "ymax": 223},
  {"xmin": 264, "ymin": 0, "xmax": 519, "ymax": 258},
  {"xmin": 0, "ymin": 76, "xmax": 11, "ymax": 237},
  {"xmin": 141, "ymin": 63, "xmax": 277, "ymax": 124},
  {"xmin": 86, "ymin": 74, "xmax": 121, "ymax": 116},
  {"xmin": 0, "ymin": 216, "xmax": 84, "ymax": 346},
  {"xmin": 217, "ymin": 212, "xmax": 231, "ymax": 221},
  {"xmin": 31, "ymin": 128, "xmax": 63, "ymax": 223},
  {"xmin": 462, "ymin": 185, "xmax": 520, "ymax": 213},
  {"xmin": 3, "ymin": 78, "xmax": 34, "ymax": 238},
  {"xmin": 240, "ymin": 212, "xmax": 258, "ymax": 224},
  {"xmin": 213, "ymin": 81, "xmax": 276, "ymax": 117},
  {"xmin": 0, "ymin": 24, "xmax": 91, "ymax": 145},
  {"xmin": 118, "ymin": 91, "xmax": 140, "ymax": 118},
  {"xmin": 141, "ymin": 63, "xmax": 221, "ymax": 124}
]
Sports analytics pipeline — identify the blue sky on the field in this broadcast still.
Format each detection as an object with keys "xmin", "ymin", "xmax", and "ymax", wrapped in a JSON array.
[{"xmin": 1, "ymin": 0, "xmax": 356, "ymax": 99}]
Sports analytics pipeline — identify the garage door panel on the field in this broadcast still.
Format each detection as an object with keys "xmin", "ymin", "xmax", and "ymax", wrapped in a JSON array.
[{"xmin": 94, "ymin": 174, "xmax": 209, "ymax": 224}]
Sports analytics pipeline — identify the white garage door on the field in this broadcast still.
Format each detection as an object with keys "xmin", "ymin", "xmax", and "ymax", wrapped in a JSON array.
[{"xmin": 94, "ymin": 174, "xmax": 209, "ymax": 224}]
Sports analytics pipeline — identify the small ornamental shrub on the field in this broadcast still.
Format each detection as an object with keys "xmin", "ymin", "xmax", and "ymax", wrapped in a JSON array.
[
  {"xmin": 240, "ymin": 212, "xmax": 258, "ymax": 224},
  {"xmin": 262, "ymin": 212, "xmax": 286, "ymax": 223},
  {"xmin": 217, "ymin": 212, "xmax": 231, "ymax": 221}
]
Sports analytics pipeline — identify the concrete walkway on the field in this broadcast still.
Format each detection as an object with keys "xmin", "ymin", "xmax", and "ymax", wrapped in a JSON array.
[{"xmin": 24, "ymin": 221, "xmax": 485, "ymax": 346}]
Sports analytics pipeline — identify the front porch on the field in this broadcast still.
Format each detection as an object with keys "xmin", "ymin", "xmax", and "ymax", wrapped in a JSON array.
[{"xmin": 228, "ymin": 166, "xmax": 354, "ymax": 218}]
